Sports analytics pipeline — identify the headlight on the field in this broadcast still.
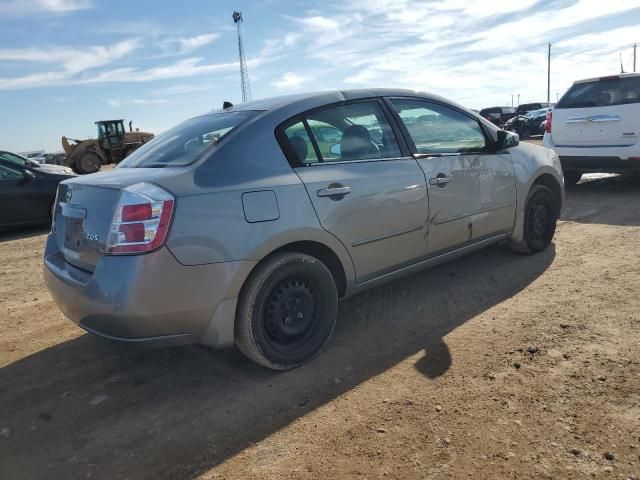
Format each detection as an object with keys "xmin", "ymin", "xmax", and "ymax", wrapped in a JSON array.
[{"xmin": 64, "ymin": 168, "xmax": 73, "ymax": 174}]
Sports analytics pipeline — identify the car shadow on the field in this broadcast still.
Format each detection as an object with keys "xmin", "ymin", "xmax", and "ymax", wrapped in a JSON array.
[
  {"xmin": 562, "ymin": 173, "xmax": 640, "ymax": 226},
  {"xmin": 0, "ymin": 243, "xmax": 555, "ymax": 479},
  {"xmin": 0, "ymin": 225, "xmax": 49, "ymax": 243}
]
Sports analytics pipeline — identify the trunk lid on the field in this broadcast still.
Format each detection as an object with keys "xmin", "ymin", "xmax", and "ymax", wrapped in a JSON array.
[
  {"xmin": 552, "ymin": 75, "xmax": 640, "ymax": 148},
  {"xmin": 53, "ymin": 168, "xmax": 180, "ymax": 272}
]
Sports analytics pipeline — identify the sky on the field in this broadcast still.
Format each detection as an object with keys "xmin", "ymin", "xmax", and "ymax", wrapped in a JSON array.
[{"xmin": 0, "ymin": 0, "xmax": 639, "ymax": 152}]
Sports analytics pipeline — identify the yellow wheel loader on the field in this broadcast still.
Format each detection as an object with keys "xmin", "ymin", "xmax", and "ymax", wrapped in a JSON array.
[{"xmin": 62, "ymin": 120, "xmax": 154, "ymax": 174}]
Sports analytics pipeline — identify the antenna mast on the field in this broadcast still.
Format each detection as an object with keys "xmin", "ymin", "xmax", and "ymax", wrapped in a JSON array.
[{"xmin": 233, "ymin": 11, "xmax": 252, "ymax": 103}]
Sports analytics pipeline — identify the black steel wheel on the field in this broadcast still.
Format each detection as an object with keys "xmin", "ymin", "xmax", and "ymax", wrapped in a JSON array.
[
  {"xmin": 523, "ymin": 185, "xmax": 557, "ymax": 252},
  {"xmin": 235, "ymin": 252, "xmax": 338, "ymax": 370}
]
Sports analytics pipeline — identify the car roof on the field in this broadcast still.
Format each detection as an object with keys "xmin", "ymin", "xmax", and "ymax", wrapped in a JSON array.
[
  {"xmin": 206, "ymin": 88, "xmax": 471, "ymax": 118},
  {"xmin": 573, "ymin": 72, "xmax": 640, "ymax": 84}
]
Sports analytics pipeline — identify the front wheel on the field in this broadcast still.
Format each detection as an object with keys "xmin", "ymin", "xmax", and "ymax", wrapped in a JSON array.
[
  {"xmin": 523, "ymin": 185, "xmax": 558, "ymax": 253},
  {"xmin": 235, "ymin": 252, "xmax": 338, "ymax": 370}
]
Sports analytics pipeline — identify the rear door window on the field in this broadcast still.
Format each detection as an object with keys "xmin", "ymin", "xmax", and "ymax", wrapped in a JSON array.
[
  {"xmin": 280, "ymin": 100, "xmax": 402, "ymax": 164},
  {"xmin": 557, "ymin": 76, "xmax": 640, "ymax": 109},
  {"xmin": 390, "ymin": 99, "xmax": 487, "ymax": 154}
]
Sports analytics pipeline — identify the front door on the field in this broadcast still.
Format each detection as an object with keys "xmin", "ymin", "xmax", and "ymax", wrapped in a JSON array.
[
  {"xmin": 387, "ymin": 98, "xmax": 516, "ymax": 255},
  {"xmin": 281, "ymin": 99, "xmax": 429, "ymax": 283},
  {"xmin": 0, "ymin": 164, "xmax": 44, "ymax": 226}
]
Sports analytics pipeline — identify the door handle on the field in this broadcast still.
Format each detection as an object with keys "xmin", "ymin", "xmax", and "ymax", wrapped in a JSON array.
[
  {"xmin": 317, "ymin": 186, "xmax": 351, "ymax": 197},
  {"xmin": 429, "ymin": 175, "xmax": 452, "ymax": 186}
]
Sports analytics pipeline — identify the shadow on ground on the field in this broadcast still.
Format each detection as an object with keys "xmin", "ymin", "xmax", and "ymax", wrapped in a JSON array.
[
  {"xmin": 0, "ymin": 244, "xmax": 555, "ymax": 479},
  {"xmin": 0, "ymin": 226, "xmax": 49, "ymax": 244},
  {"xmin": 563, "ymin": 173, "xmax": 640, "ymax": 226}
]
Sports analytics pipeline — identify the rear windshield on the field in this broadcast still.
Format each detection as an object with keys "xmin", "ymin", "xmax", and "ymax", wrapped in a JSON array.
[
  {"xmin": 556, "ymin": 76, "xmax": 640, "ymax": 109},
  {"xmin": 117, "ymin": 111, "xmax": 257, "ymax": 168}
]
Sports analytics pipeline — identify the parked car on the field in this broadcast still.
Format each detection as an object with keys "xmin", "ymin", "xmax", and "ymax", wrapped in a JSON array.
[
  {"xmin": 44, "ymin": 89, "xmax": 564, "ymax": 370},
  {"xmin": 479, "ymin": 106, "xmax": 517, "ymax": 126},
  {"xmin": 0, "ymin": 150, "xmax": 76, "ymax": 229},
  {"xmin": 504, "ymin": 108, "xmax": 551, "ymax": 139},
  {"xmin": 516, "ymin": 102, "xmax": 554, "ymax": 115},
  {"xmin": 544, "ymin": 73, "xmax": 640, "ymax": 185}
]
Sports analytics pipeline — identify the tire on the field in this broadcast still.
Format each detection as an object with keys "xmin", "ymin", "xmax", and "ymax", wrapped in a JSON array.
[
  {"xmin": 522, "ymin": 185, "xmax": 558, "ymax": 253},
  {"xmin": 74, "ymin": 152, "xmax": 102, "ymax": 174},
  {"xmin": 563, "ymin": 170, "xmax": 582, "ymax": 187},
  {"xmin": 235, "ymin": 252, "xmax": 339, "ymax": 370}
]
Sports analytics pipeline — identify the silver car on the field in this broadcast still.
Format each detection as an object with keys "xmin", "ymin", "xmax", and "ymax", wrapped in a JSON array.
[{"xmin": 44, "ymin": 89, "xmax": 564, "ymax": 370}]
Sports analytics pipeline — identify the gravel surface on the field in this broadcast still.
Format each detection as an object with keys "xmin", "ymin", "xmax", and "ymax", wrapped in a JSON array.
[{"xmin": 0, "ymin": 173, "xmax": 639, "ymax": 480}]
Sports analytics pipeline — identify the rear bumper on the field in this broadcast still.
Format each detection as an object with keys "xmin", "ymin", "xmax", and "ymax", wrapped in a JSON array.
[
  {"xmin": 43, "ymin": 235, "xmax": 256, "ymax": 348},
  {"xmin": 543, "ymin": 133, "xmax": 640, "ymax": 172},
  {"xmin": 558, "ymin": 156, "xmax": 640, "ymax": 173}
]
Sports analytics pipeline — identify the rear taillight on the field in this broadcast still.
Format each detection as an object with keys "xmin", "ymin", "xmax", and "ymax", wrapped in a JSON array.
[
  {"xmin": 545, "ymin": 110, "xmax": 552, "ymax": 134},
  {"xmin": 106, "ymin": 182, "xmax": 174, "ymax": 255},
  {"xmin": 50, "ymin": 185, "xmax": 60, "ymax": 234}
]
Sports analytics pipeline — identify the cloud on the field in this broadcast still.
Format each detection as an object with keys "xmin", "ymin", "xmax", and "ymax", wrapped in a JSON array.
[
  {"xmin": 108, "ymin": 98, "xmax": 168, "ymax": 107},
  {"xmin": 83, "ymin": 57, "xmax": 243, "ymax": 84},
  {"xmin": 151, "ymin": 83, "xmax": 213, "ymax": 96},
  {"xmin": 0, "ymin": 0, "xmax": 92, "ymax": 15},
  {"xmin": 278, "ymin": 0, "xmax": 640, "ymax": 107},
  {"xmin": 0, "ymin": 39, "xmax": 140, "ymax": 73},
  {"xmin": 295, "ymin": 15, "xmax": 339, "ymax": 31},
  {"xmin": 175, "ymin": 33, "xmax": 219, "ymax": 53},
  {"xmin": 271, "ymin": 72, "xmax": 311, "ymax": 90}
]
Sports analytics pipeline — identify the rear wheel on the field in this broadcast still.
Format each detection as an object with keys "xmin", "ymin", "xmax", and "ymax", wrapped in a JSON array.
[
  {"xmin": 563, "ymin": 170, "xmax": 582, "ymax": 187},
  {"xmin": 235, "ymin": 252, "xmax": 338, "ymax": 370},
  {"xmin": 74, "ymin": 152, "xmax": 102, "ymax": 175},
  {"xmin": 523, "ymin": 185, "xmax": 558, "ymax": 253}
]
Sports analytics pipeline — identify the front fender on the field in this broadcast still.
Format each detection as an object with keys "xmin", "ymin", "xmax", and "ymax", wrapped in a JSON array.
[{"xmin": 508, "ymin": 142, "xmax": 564, "ymax": 247}]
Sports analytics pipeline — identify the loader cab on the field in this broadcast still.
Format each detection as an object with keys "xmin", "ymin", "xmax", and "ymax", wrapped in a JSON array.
[{"xmin": 96, "ymin": 120, "xmax": 125, "ymax": 152}]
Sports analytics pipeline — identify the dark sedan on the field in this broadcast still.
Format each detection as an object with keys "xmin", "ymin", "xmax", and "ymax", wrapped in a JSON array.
[
  {"xmin": 479, "ymin": 106, "xmax": 517, "ymax": 126},
  {"xmin": 0, "ymin": 150, "xmax": 77, "ymax": 229}
]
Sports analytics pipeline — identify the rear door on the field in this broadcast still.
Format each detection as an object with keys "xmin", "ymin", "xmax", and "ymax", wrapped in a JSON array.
[
  {"xmin": 387, "ymin": 98, "xmax": 516, "ymax": 255},
  {"xmin": 552, "ymin": 75, "xmax": 640, "ymax": 147},
  {"xmin": 280, "ymin": 99, "xmax": 429, "ymax": 283},
  {"xmin": 0, "ymin": 164, "xmax": 30, "ymax": 226}
]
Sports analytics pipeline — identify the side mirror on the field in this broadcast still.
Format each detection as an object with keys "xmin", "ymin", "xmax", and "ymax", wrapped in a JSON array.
[
  {"xmin": 329, "ymin": 144, "xmax": 341, "ymax": 156},
  {"xmin": 22, "ymin": 170, "xmax": 36, "ymax": 182},
  {"xmin": 496, "ymin": 130, "xmax": 519, "ymax": 150}
]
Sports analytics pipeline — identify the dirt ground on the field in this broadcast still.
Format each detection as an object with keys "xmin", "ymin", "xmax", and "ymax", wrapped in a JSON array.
[{"xmin": 1, "ymin": 173, "xmax": 639, "ymax": 480}]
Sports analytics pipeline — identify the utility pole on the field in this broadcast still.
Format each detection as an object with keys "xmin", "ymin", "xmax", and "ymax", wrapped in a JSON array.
[
  {"xmin": 517, "ymin": 93, "xmax": 520, "ymax": 106},
  {"xmin": 511, "ymin": 94, "xmax": 514, "ymax": 107},
  {"xmin": 233, "ymin": 11, "xmax": 252, "ymax": 103},
  {"xmin": 547, "ymin": 43, "xmax": 551, "ymax": 103},
  {"xmin": 634, "ymin": 43, "xmax": 637, "ymax": 72},
  {"xmin": 620, "ymin": 52, "xmax": 625, "ymax": 74}
]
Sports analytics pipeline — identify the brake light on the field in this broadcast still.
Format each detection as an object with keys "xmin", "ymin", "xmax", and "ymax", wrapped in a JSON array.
[
  {"xmin": 106, "ymin": 183, "xmax": 174, "ymax": 255},
  {"xmin": 545, "ymin": 110, "xmax": 552, "ymax": 134}
]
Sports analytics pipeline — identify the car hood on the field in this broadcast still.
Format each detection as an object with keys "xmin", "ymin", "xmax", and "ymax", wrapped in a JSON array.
[{"xmin": 32, "ymin": 164, "xmax": 76, "ymax": 176}]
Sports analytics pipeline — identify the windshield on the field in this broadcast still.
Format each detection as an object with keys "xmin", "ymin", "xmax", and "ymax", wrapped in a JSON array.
[
  {"xmin": 0, "ymin": 151, "xmax": 28, "ymax": 166},
  {"xmin": 117, "ymin": 111, "xmax": 258, "ymax": 168}
]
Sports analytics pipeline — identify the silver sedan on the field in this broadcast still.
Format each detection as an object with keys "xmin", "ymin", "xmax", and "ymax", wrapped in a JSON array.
[{"xmin": 44, "ymin": 89, "xmax": 564, "ymax": 370}]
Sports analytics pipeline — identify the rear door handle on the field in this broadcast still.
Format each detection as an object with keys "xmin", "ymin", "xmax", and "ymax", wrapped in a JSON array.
[
  {"xmin": 429, "ymin": 175, "xmax": 452, "ymax": 186},
  {"xmin": 317, "ymin": 186, "xmax": 351, "ymax": 197}
]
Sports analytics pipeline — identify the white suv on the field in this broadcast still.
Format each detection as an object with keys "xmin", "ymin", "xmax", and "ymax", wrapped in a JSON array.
[{"xmin": 544, "ymin": 73, "xmax": 640, "ymax": 185}]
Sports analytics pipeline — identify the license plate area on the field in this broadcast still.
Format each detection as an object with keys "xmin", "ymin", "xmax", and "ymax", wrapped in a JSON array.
[{"xmin": 64, "ymin": 217, "xmax": 84, "ymax": 252}]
